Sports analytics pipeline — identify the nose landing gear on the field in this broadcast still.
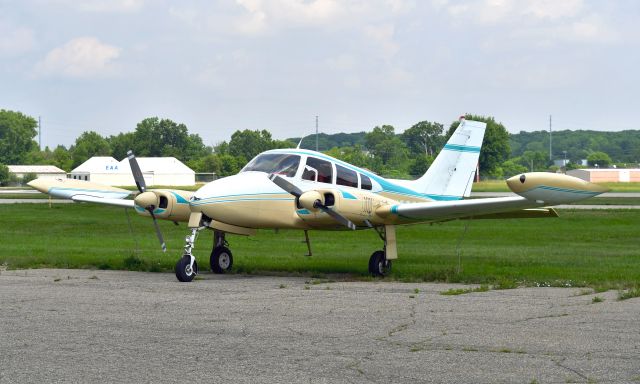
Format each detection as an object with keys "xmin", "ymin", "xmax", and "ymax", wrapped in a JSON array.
[{"xmin": 175, "ymin": 226, "xmax": 203, "ymax": 282}]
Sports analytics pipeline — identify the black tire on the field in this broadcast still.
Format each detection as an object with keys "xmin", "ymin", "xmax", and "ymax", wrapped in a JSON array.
[
  {"xmin": 210, "ymin": 246, "xmax": 233, "ymax": 274},
  {"xmin": 175, "ymin": 256, "xmax": 198, "ymax": 282},
  {"xmin": 368, "ymin": 250, "xmax": 391, "ymax": 277}
]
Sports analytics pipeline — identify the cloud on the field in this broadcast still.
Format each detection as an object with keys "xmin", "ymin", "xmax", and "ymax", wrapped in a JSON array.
[
  {"xmin": 435, "ymin": 0, "xmax": 616, "ymax": 45},
  {"xmin": 36, "ymin": 37, "xmax": 121, "ymax": 77},
  {"xmin": 364, "ymin": 24, "xmax": 400, "ymax": 57},
  {"xmin": 233, "ymin": 0, "xmax": 345, "ymax": 35},
  {"xmin": 40, "ymin": 0, "xmax": 144, "ymax": 12},
  {"xmin": 0, "ymin": 21, "xmax": 35, "ymax": 57}
]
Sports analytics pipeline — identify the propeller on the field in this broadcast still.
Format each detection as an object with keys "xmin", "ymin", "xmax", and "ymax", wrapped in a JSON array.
[
  {"xmin": 127, "ymin": 150, "xmax": 167, "ymax": 252},
  {"xmin": 269, "ymin": 174, "xmax": 356, "ymax": 230}
]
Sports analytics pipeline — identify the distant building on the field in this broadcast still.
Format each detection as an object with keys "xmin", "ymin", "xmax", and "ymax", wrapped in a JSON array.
[
  {"xmin": 69, "ymin": 156, "xmax": 195, "ymax": 186},
  {"xmin": 553, "ymin": 159, "xmax": 569, "ymax": 167},
  {"xmin": 567, "ymin": 168, "xmax": 640, "ymax": 183},
  {"xmin": 8, "ymin": 165, "xmax": 66, "ymax": 181}
]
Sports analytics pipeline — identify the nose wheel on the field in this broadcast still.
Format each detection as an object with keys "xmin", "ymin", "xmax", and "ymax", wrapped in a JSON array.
[
  {"xmin": 175, "ymin": 226, "xmax": 202, "ymax": 282},
  {"xmin": 175, "ymin": 255, "xmax": 198, "ymax": 282}
]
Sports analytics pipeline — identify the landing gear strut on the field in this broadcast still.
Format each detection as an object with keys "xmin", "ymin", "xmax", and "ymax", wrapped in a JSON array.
[
  {"xmin": 175, "ymin": 226, "xmax": 203, "ymax": 282},
  {"xmin": 368, "ymin": 225, "xmax": 397, "ymax": 277},
  {"xmin": 210, "ymin": 231, "xmax": 233, "ymax": 274}
]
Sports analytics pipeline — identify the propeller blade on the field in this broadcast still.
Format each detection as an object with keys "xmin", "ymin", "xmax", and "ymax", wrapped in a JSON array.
[
  {"xmin": 127, "ymin": 150, "xmax": 146, "ymax": 193},
  {"xmin": 269, "ymin": 174, "xmax": 303, "ymax": 197},
  {"xmin": 149, "ymin": 210, "xmax": 167, "ymax": 252},
  {"xmin": 316, "ymin": 204, "xmax": 357, "ymax": 230}
]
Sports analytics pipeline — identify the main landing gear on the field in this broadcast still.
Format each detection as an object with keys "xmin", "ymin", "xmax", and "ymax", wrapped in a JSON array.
[
  {"xmin": 174, "ymin": 225, "xmax": 234, "ymax": 282},
  {"xmin": 210, "ymin": 231, "xmax": 233, "ymax": 274},
  {"xmin": 367, "ymin": 225, "xmax": 397, "ymax": 277}
]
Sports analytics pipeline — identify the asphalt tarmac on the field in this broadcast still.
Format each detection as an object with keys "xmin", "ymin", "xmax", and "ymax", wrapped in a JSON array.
[{"xmin": 1, "ymin": 269, "xmax": 638, "ymax": 383}]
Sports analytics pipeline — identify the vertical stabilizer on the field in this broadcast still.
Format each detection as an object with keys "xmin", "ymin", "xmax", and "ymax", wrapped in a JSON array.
[{"xmin": 409, "ymin": 119, "xmax": 487, "ymax": 199}]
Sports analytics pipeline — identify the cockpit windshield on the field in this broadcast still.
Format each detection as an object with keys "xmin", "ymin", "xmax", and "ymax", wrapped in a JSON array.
[{"xmin": 241, "ymin": 154, "xmax": 301, "ymax": 177}]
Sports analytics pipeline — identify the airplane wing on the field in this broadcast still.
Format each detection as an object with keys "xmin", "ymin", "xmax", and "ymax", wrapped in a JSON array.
[
  {"xmin": 28, "ymin": 178, "xmax": 134, "ymax": 208},
  {"xmin": 71, "ymin": 195, "xmax": 135, "ymax": 208},
  {"xmin": 378, "ymin": 196, "xmax": 553, "ymax": 223}
]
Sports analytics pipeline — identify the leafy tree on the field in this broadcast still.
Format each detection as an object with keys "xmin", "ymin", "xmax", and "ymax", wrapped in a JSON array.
[
  {"xmin": 52, "ymin": 145, "xmax": 73, "ymax": 171},
  {"xmin": 325, "ymin": 145, "xmax": 371, "ymax": 169},
  {"xmin": 130, "ymin": 117, "xmax": 207, "ymax": 162},
  {"xmin": 0, "ymin": 110, "xmax": 38, "ymax": 164},
  {"xmin": 501, "ymin": 159, "xmax": 528, "ymax": 177},
  {"xmin": 401, "ymin": 121, "xmax": 444, "ymax": 157},
  {"xmin": 71, "ymin": 131, "xmax": 111, "ymax": 168},
  {"xmin": 364, "ymin": 125, "xmax": 409, "ymax": 175},
  {"xmin": 447, "ymin": 115, "xmax": 510, "ymax": 178},
  {"xmin": 0, "ymin": 164, "xmax": 9, "ymax": 186},
  {"xmin": 192, "ymin": 153, "xmax": 243, "ymax": 177},
  {"xmin": 108, "ymin": 132, "xmax": 135, "ymax": 160},
  {"xmin": 587, "ymin": 151, "xmax": 612, "ymax": 167},
  {"xmin": 228, "ymin": 129, "xmax": 275, "ymax": 161},
  {"xmin": 519, "ymin": 150, "xmax": 548, "ymax": 171},
  {"xmin": 408, "ymin": 154, "xmax": 433, "ymax": 177},
  {"xmin": 22, "ymin": 172, "xmax": 38, "ymax": 184}
]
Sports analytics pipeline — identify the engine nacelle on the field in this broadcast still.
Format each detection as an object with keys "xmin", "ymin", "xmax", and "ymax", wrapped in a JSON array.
[
  {"xmin": 134, "ymin": 189, "xmax": 194, "ymax": 222},
  {"xmin": 295, "ymin": 188, "xmax": 395, "ymax": 228}
]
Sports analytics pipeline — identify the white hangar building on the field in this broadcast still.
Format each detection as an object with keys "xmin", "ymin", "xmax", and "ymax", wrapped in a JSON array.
[
  {"xmin": 69, "ymin": 156, "xmax": 195, "ymax": 186},
  {"xmin": 8, "ymin": 165, "xmax": 66, "ymax": 181}
]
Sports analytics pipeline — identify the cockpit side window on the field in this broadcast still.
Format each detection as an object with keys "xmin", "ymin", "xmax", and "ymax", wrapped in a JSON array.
[
  {"xmin": 302, "ymin": 157, "xmax": 333, "ymax": 184},
  {"xmin": 336, "ymin": 165, "xmax": 358, "ymax": 188},
  {"xmin": 360, "ymin": 174, "xmax": 372, "ymax": 190},
  {"xmin": 242, "ymin": 154, "xmax": 301, "ymax": 177}
]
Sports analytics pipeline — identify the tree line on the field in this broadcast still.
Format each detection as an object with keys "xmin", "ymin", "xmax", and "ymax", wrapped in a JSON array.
[{"xmin": 0, "ymin": 108, "xmax": 636, "ymax": 185}]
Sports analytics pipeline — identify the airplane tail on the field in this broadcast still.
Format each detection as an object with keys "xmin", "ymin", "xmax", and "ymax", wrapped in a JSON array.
[{"xmin": 405, "ymin": 118, "xmax": 487, "ymax": 200}]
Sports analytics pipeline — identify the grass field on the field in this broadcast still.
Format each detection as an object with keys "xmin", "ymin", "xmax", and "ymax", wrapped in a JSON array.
[{"xmin": 0, "ymin": 203, "xmax": 638, "ymax": 288}]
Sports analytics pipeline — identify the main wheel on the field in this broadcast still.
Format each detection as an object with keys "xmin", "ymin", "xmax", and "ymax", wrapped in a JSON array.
[
  {"xmin": 175, "ymin": 256, "xmax": 198, "ymax": 282},
  {"xmin": 210, "ymin": 246, "xmax": 233, "ymax": 274},
  {"xmin": 368, "ymin": 250, "xmax": 391, "ymax": 277}
]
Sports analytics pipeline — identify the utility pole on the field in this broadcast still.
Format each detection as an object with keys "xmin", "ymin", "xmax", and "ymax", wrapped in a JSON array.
[
  {"xmin": 38, "ymin": 116, "xmax": 42, "ymax": 150},
  {"xmin": 315, "ymin": 115, "xmax": 319, "ymax": 152},
  {"xmin": 549, "ymin": 114, "xmax": 552, "ymax": 161}
]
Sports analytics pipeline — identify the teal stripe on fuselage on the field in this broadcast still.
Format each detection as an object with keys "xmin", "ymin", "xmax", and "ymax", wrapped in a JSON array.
[
  {"xmin": 190, "ymin": 196, "xmax": 293, "ymax": 206},
  {"xmin": 263, "ymin": 149, "xmax": 462, "ymax": 202}
]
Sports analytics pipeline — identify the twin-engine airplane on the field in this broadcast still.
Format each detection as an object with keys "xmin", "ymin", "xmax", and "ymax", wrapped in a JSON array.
[{"xmin": 29, "ymin": 118, "xmax": 608, "ymax": 282}]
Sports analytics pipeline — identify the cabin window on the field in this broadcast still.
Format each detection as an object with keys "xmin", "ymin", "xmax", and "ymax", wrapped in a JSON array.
[
  {"xmin": 336, "ymin": 165, "xmax": 358, "ymax": 188},
  {"xmin": 302, "ymin": 157, "xmax": 333, "ymax": 184},
  {"xmin": 242, "ymin": 154, "xmax": 300, "ymax": 177},
  {"xmin": 360, "ymin": 174, "xmax": 372, "ymax": 190}
]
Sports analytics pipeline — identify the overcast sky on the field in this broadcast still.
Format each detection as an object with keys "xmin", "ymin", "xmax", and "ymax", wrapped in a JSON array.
[{"xmin": 2, "ymin": 0, "xmax": 639, "ymax": 150}]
